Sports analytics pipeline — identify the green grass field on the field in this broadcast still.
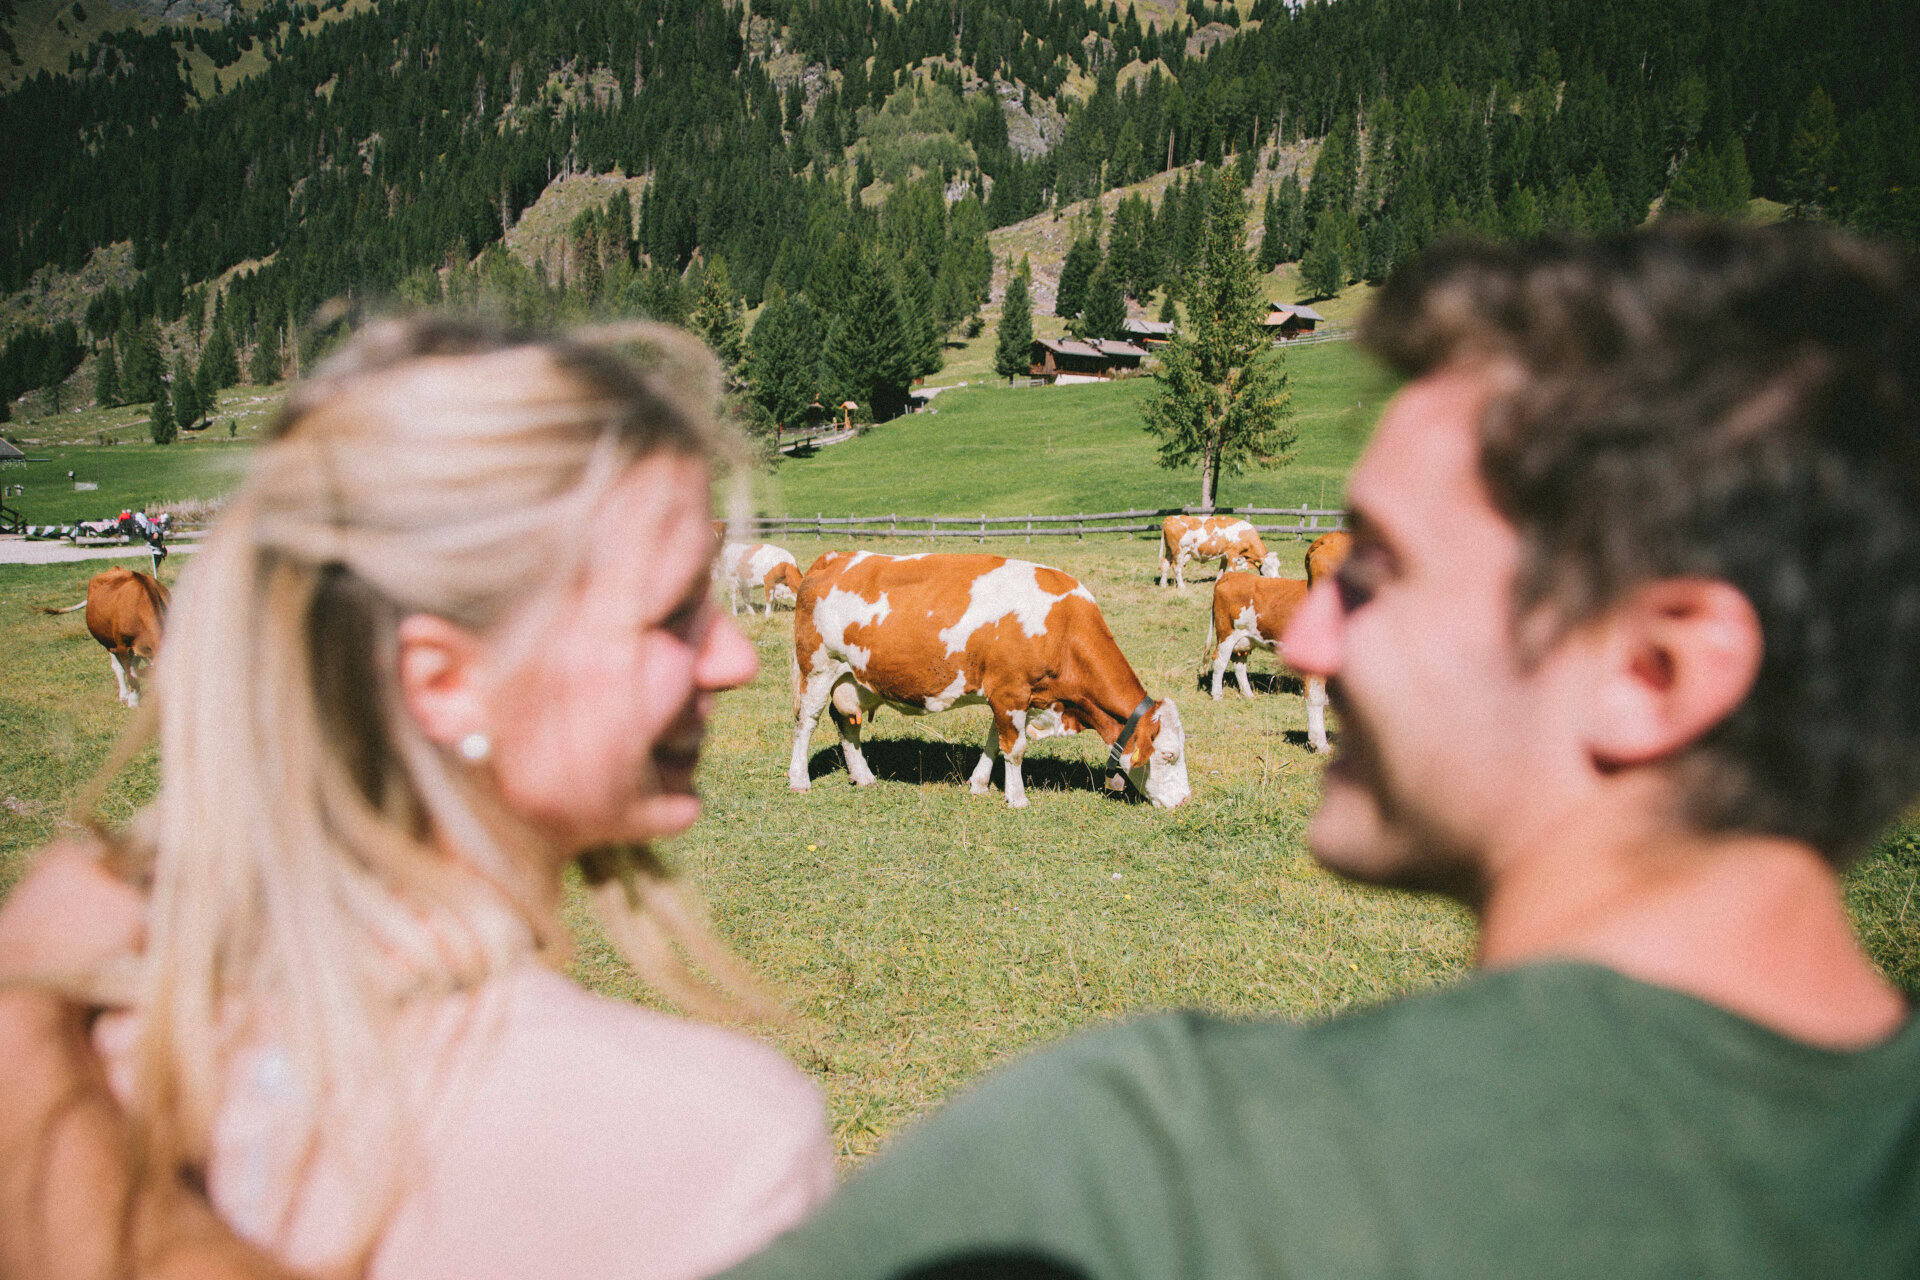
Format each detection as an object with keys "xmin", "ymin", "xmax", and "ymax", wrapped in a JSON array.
[
  {"xmin": 762, "ymin": 339, "xmax": 1390, "ymax": 518},
  {"xmin": 4, "ymin": 533, "xmax": 1917, "ymax": 1163}
]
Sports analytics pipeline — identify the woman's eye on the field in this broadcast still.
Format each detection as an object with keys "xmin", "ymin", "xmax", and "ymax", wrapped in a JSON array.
[{"xmin": 1335, "ymin": 549, "xmax": 1389, "ymax": 613}]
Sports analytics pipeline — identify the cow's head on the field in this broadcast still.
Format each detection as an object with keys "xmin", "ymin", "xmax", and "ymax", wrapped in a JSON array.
[
  {"xmin": 1259, "ymin": 551, "xmax": 1281, "ymax": 577},
  {"xmin": 770, "ymin": 562, "xmax": 803, "ymax": 607},
  {"xmin": 1123, "ymin": 698, "xmax": 1190, "ymax": 808}
]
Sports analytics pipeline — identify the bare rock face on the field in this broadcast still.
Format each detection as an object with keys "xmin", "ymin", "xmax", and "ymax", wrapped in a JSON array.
[
  {"xmin": 997, "ymin": 81, "xmax": 1066, "ymax": 160},
  {"xmin": 105, "ymin": 0, "xmax": 237, "ymax": 24}
]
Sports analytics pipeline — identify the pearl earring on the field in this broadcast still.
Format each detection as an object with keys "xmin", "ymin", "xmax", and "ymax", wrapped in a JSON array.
[{"xmin": 457, "ymin": 732, "xmax": 491, "ymax": 762}]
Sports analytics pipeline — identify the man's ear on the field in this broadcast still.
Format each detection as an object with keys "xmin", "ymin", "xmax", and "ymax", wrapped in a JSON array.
[
  {"xmin": 394, "ymin": 613, "xmax": 489, "ymax": 751},
  {"xmin": 1584, "ymin": 579, "xmax": 1762, "ymax": 768}
]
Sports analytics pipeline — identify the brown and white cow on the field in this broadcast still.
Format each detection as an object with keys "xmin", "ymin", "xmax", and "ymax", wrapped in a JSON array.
[
  {"xmin": 719, "ymin": 541, "xmax": 804, "ymax": 615},
  {"xmin": 788, "ymin": 551, "xmax": 1190, "ymax": 809},
  {"xmin": 1204, "ymin": 529, "xmax": 1351, "ymax": 752},
  {"xmin": 1207, "ymin": 572, "xmax": 1310, "ymax": 701},
  {"xmin": 40, "ymin": 567, "xmax": 169, "ymax": 707},
  {"xmin": 1158, "ymin": 515, "xmax": 1280, "ymax": 589}
]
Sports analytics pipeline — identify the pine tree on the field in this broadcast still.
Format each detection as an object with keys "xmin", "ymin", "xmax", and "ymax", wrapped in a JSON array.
[
  {"xmin": 149, "ymin": 383, "xmax": 176, "ymax": 445},
  {"xmin": 1055, "ymin": 235, "xmax": 1100, "ymax": 318},
  {"xmin": 690, "ymin": 257, "xmax": 747, "ymax": 385},
  {"xmin": 93, "ymin": 342, "xmax": 119, "ymax": 408},
  {"xmin": 993, "ymin": 272, "xmax": 1033, "ymax": 383},
  {"xmin": 1158, "ymin": 287, "xmax": 1180, "ymax": 324},
  {"xmin": 1079, "ymin": 261, "xmax": 1127, "ymax": 340},
  {"xmin": 1142, "ymin": 170, "xmax": 1295, "ymax": 510},
  {"xmin": 170, "ymin": 353, "xmax": 202, "ymax": 429},
  {"xmin": 1787, "ymin": 87, "xmax": 1839, "ymax": 219},
  {"xmin": 1299, "ymin": 216, "xmax": 1344, "ymax": 299},
  {"xmin": 823, "ymin": 246, "xmax": 913, "ymax": 422},
  {"xmin": 120, "ymin": 320, "xmax": 163, "ymax": 403},
  {"xmin": 198, "ymin": 317, "xmax": 240, "ymax": 395},
  {"xmin": 745, "ymin": 285, "xmax": 823, "ymax": 431},
  {"xmin": 249, "ymin": 322, "xmax": 282, "ymax": 385}
]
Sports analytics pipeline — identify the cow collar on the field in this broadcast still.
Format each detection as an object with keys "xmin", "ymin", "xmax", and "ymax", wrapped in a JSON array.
[{"xmin": 1105, "ymin": 695, "xmax": 1157, "ymax": 793}]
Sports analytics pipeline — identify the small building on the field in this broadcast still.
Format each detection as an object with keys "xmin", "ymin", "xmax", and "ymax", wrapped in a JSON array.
[
  {"xmin": 1122, "ymin": 318, "xmax": 1176, "ymax": 348},
  {"xmin": 1029, "ymin": 337, "xmax": 1150, "ymax": 383},
  {"xmin": 1264, "ymin": 302, "xmax": 1325, "ymax": 339},
  {"xmin": 0, "ymin": 438, "xmax": 25, "ymax": 465}
]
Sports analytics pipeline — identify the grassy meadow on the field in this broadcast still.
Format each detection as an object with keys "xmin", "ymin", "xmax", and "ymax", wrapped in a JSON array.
[
  {"xmin": 6, "ymin": 532, "xmax": 1918, "ymax": 1163},
  {"xmin": 762, "ymin": 337, "xmax": 1389, "ymax": 518}
]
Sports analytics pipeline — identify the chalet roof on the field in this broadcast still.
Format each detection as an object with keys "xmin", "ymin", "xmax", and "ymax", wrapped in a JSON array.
[
  {"xmin": 1122, "ymin": 318, "xmax": 1176, "ymax": 337},
  {"xmin": 0, "ymin": 439, "xmax": 25, "ymax": 460},
  {"xmin": 1265, "ymin": 302, "xmax": 1326, "ymax": 322},
  {"xmin": 1033, "ymin": 337, "xmax": 1150, "ymax": 360}
]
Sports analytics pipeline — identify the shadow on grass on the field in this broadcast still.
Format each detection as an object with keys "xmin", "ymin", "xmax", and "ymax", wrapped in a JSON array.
[
  {"xmin": 805, "ymin": 738, "xmax": 1145, "ymax": 801},
  {"xmin": 1189, "ymin": 669, "xmax": 1306, "ymax": 696}
]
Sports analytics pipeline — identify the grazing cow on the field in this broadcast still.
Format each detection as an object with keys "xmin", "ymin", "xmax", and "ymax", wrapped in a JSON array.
[
  {"xmin": 40, "ymin": 568, "xmax": 169, "ymax": 707},
  {"xmin": 1158, "ymin": 515, "xmax": 1280, "ymax": 589},
  {"xmin": 1203, "ymin": 530, "xmax": 1352, "ymax": 753},
  {"xmin": 720, "ymin": 541, "xmax": 804, "ymax": 615},
  {"xmin": 789, "ymin": 551, "xmax": 1190, "ymax": 809},
  {"xmin": 1300, "ymin": 530, "xmax": 1352, "ymax": 752},
  {"xmin": 1206, "ymin": 572, "xmax": 1311, "ymax": 702}
]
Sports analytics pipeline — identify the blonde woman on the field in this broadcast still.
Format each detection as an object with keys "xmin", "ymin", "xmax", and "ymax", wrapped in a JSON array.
[{"xmin": 0, "ymin": 317, "xmax": 834, "ymax": 1278}]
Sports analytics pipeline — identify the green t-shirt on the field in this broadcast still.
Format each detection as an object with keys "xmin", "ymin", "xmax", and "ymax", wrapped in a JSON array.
[{"xmin": 726, "ymin": 963, "xmax": 1920, "ymax": 1280}]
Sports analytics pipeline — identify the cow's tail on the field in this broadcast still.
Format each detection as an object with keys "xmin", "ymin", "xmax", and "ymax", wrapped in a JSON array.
[
  {"xmin": 38, "ymin": 601, "xmax": 87, "ymax": 615},
  {"xmin": 789, "ymin": 639, "xmax": 803, "ymax": 720},
  {"xmin": 1202, "ymin": 607, "xmax": 1219, "ymax": 673}
]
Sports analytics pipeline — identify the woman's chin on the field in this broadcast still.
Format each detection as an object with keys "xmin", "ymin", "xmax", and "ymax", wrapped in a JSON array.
[{"xmin": 631, "ymin": 793, "xmax": 702, "ymax": 842}]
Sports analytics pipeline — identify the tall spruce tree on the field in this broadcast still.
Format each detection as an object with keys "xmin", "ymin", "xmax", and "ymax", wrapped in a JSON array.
[
  {"xmin": 745, "ymin": 285, "xmax": 823, "ymax": 431},
  {"xmin": 1142, "ymin": 170, "xmax": 1294, "ymax": 510},
  {"xmin": 149, "ymin": 383, "xmax": 176, "ymax": 445},
  {"xmin": 993, "ymin": 272, "xmax": 1033, "ymax": 383},
  {"xmin": 198, "ymin": 317, "xmax": 240, "ymax": 396},
  {"xmin": 170, "ymin": 353, "xmax": 202, "ymax": 429},
  {"xmin": 93, "ymin": 342, "xmax": 119, "ymax": 408},
  {"xmin": 691, "ymin": 257, "xmax": 748, "ymax": 386},
  {"xmin": 1079, "ymin": 261, "xmax": 1127, "ymax": 340},
  {"xmin": 121, "ymin": 320, "xmax": 163, "ymax": 403},
  {"xmin": 1300, "ymin": 217, "xmax": 1344, "ymax": 299},
  {"xmin": 823, "ymin": 246, "xmax": 914, "ymax": 422},
  {"xmin": 249, "ymin": 323, "xmax": 282, "ymax": 385},
  {"xmin": 1055, "ymin": 235, "xmax": 1100, "ymax": 318}
]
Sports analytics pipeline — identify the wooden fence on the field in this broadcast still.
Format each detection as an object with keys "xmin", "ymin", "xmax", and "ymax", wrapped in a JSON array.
[{"xmin": 732, "ymin": 505, "xmax": 1348, "ymax": 542}]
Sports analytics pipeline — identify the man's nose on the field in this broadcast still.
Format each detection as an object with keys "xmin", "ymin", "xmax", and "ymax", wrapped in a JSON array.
[{"xmin": 1282, "ymin": 578, "xmax": 1343, "ymax": 677}]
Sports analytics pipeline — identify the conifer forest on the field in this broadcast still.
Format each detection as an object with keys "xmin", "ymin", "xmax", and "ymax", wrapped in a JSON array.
[{"xmin": 1, "ymin": 0, "xmax": 1915, "ymax": 423}]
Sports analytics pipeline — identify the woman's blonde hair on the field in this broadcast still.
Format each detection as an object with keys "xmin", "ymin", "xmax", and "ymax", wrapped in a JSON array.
[{"xmin": 85, "ymin": 315, "xmax": 782, "ymax": 1266}]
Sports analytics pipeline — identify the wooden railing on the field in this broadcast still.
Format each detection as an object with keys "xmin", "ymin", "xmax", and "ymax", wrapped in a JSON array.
[{"xmin": 731, "ymin": 505, "xmax": 1347, "ymax": 542}]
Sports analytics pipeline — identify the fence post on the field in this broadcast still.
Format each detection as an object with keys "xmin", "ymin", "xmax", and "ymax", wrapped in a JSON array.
[
  {"xmin": 890, "ymin": 512, "xmax": 897, "ymax": 538},
  {"xmin": 1077, "ymin": 512, "xmax": 1084, "ymax": 541},
  {"xmin": 1026, "ymin": 514, "xmax": 1033, "ymax": 544},
  {"xmin": 817, "ymin": 512, "xmax": 823, "ymax": 539},
  {"xmin": 931, "ymin": 515, "xmax": 938, "ymax": 538},
  {"xmin": 979, "ymin": 512, "xmax": 986, "ymax": 544}
]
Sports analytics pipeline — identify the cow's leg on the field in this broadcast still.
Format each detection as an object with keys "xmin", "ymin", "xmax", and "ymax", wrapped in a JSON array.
[
  {"xmin": 788, "ymin": 666, "xmax": 840, "ymax": 790},
  {"xmin": 1158, "ymin": 545, "xmax": 1170, "ymax": 587},
  {"xmin": 762, "ymin": 586, "xmax": 774, "ymax": 617},
  {"xmin": 831, "ymin": 679, "xmax": 878, "ymax": 787},
  {"xmin": 995, "ymin": 706, "xmax": 1032, "ymax": 809},
  {"xmin": 107, "ymin": 651, "xmax": 136, "ymax": 707},
  {"xmin": 1175, "ymin": 552, "xmax": 1188, "ymax": 591},
  {"xmin": 1306, "ymin": 675, "xmax": 1331, "ymax": 752},
  {"xmin": 1211, "ymin": 633, "xmax": 1240, "ymax": 700},
  {"xmin": 727, "ymin": 578, "xmax": 742, "ymax": 616},
  {"xmin": 969, "ymin": 720, "xmax": 1001, "ymax": 796},
  {"xmin": 1234, "ymin": 643, "xmax": 1256, "ymax": 699}
]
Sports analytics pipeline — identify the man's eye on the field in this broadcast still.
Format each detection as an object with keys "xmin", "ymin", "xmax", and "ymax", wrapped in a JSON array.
[{"xmin": 1335, "ymin": 559, "xmax": 1380, "ymax": 613}]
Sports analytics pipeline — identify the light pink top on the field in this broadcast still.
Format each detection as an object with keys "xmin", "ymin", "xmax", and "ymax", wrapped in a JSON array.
[{"xmin": 98, "ymin": 965, "xmax": 837, "ymax": 1279}]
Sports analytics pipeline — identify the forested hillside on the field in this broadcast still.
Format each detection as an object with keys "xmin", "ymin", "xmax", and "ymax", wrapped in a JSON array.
[{"xmin": 2, "ymin": 0, "xmax": 1915, "ymax": 424}]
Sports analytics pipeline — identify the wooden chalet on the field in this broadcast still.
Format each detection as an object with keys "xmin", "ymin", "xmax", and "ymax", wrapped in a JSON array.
[
  {"xmin": 1029, "ymin": 336, "xmax": 1150, "ymax": 383},
  {"xmin": 1122, "ymin": 318, "xmax": 1176, "ymax": 348},
  {"xmin": 1263, "ymin": 302, "xmax": 1325, "ymax": 339}
]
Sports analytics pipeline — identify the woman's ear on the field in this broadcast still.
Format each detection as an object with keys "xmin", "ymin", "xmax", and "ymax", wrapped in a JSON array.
[
  {"xmin": 394, "ymin": 613, "xmax": 489, "ymax": 751},
  {"xmin": 1584, "ymin": 579, "xmax": 1763, "ymax": 768}
]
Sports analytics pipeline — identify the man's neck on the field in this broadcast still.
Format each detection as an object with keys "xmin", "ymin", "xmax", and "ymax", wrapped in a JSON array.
[{"xmin": 1476, "ymin": 817, "xmax": 1908, "ymax": 1049}]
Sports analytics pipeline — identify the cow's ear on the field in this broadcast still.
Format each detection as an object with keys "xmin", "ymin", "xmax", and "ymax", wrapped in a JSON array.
[
  {"xmin": 395, "ymin": 613, "xmax": 490, "ymax": 752},
  {"xmin": 1581, "ymin": 578, "xmax": 1760, "ymax": 769}
]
